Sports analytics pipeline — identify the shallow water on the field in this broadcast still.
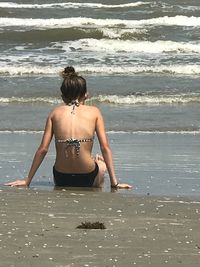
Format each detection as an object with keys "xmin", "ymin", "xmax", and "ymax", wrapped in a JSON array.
[{"xmin": 0, "ymin": 132, "xmax": 200, "ymax": 197}]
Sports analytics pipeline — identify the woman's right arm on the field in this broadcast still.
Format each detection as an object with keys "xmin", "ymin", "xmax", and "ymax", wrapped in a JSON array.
[
  {"xmin": 5, "ymin": 113, "xmax": 54, "ymax": 187},
  {"xmin": 95, "ymin": 108, "xmax": 132, "ymax": 189}
]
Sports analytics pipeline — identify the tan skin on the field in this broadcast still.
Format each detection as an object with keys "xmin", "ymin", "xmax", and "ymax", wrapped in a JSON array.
[{"xmin": 5, "ymin": 95, "xmax": 132, "ymax": 190}]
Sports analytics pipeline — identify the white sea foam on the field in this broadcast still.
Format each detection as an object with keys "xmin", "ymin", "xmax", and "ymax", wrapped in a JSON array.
[
  {"xmin": 100, "ymin": 28, "xmax": 147, "ymax": 39},
  {"xmin": 0, "ymin": 129, "xmax": 199, "ymax": 135},
  {"xmin": 80, "ymin": 65, "xmax": 200, "ymax": 75},
  {"xmin": 0, "ymin": 64, "xmax": 200, "ymax": 76},
  {"xmin": 2, "ymin": 1, "xmax": 199, "ymax": 14},
  {"xmin": 0, "ymin": 66, "xmax": 61, "ymax": 76},
  {"xmin": 107, "ymin": 130, "xmax": 200, "ymax": 135},
  {"xmin": 0, "ymin": 2, "xmax": 150, "ymax": 9},
  {"xmin": 58, "ymin": 39, "xmax": 200, "ymax": 53},
  {"xmin": 0, "ymin": 97, "xmax": 61, "ymax": 104},
  {"xmin": 93, "ymin": 94, "xmax": 200, "ymax": 105},
  {"xmin": 0, "ymin": 16, "xmax": 200, "ymax": 29},
  {"xmin": 1, "ymin": 94, "xmax": 200, "ymax": 105},
  {"xmin": 176, "ymin": 4, "xmax": 200, "ymax": 11},
  {"xmin": 0, "ymin": 130, "xmax": 44, "ymax": 134}
]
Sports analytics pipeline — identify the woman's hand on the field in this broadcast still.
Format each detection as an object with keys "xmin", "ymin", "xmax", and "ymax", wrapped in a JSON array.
[
  {"xmin": 111, "ymin": 183, "xmax": 132, "ymax": 191},
  {"xmin": 4, "ymin": 178, "xmax": 29, "ymax": 187},
  {"xmin": 117, "ymin": 183, "xmax": 132, "ymax": 189}
]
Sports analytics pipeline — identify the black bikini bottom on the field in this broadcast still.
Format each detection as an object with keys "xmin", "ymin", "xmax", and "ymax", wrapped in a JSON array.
[{"xmin": 53, "ymin": 163, "xmax": 99, "ymax": 187}]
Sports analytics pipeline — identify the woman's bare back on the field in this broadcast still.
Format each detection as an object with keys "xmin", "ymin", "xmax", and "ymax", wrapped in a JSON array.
[{"xmin": 51, "ymin": 104, "xmax": 98, "ymax": 173}]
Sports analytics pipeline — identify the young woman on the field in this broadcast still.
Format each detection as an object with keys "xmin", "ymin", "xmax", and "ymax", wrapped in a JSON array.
[{"xmin": 5, "ymin": 67, "xmax": 131, "ymax": 190}]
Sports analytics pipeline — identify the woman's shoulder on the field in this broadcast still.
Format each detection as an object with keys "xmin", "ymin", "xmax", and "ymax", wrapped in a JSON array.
[
  {"xmin": 84, "ymin": 104, "xmax": 101, "ymax": 112},
  {"xmin": 48, "ymin": 104, "xmax": 102, "ymax": 119},
  {"xmin": 48, "ymin": 105, "xmax": 66, "ymax": 117},
  {"xmin": 83, "ymin": 105, "xmax": 102, "ymax": 116}
]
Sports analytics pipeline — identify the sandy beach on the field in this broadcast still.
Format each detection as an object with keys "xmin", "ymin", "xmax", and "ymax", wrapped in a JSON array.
[{"xmin": 0, "ymin": 187, "xmax": 200, "ymax": 267}]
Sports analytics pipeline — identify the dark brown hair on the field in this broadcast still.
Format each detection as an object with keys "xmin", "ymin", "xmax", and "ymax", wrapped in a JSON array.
[{"xmin": 60, "ymin": 66, "xmax": 87, "ymax": 103}]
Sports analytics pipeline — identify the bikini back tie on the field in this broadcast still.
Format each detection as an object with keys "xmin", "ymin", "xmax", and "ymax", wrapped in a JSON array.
[
  {"xmin": 55, "ymin": 137, "xmax": 94, "ymax": 157},
  {"xmin": 68, "ymin": 99, "xmax": 79, "ymax": 114}
]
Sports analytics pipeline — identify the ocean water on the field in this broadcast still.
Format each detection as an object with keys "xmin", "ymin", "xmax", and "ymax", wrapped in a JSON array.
[{"xmin": 0, "ymin": 0, "xmax": 200, "ymax": 195}]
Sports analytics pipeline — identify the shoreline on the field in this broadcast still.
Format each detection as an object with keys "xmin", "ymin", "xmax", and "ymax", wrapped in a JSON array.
[
  {"xmin": 0, "ymin": 131, "xmax": 200, "ymax": 197},
  {"xmin": 0, "ymin": 187, "xmax": 200, "ymax": 266}
]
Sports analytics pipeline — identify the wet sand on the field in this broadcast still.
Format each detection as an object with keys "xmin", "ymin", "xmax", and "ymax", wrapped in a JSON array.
[{"xmin": 0, "ymin": 187, "xmax": 200, "ymax": 267}]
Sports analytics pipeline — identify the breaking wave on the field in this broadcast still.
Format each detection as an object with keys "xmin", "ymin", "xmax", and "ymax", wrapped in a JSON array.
[
  {"xmin": 0, "ymin": 16, "xmax": 200, "ymax": 29},
  {"xmin": 0, "ymin": 1, "xmax": 150, "ymax": 9},
  {"xmin": 1, "ymin": 94, "xmax": 200, "ymax": 105},
  {"xmin": 0, "ymin": 64, "xmax": 200, "ymax": 76}
]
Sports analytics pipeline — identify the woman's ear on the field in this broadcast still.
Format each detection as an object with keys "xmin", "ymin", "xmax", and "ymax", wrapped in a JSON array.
[
  {"xmin": 61, "ymin": 94, "xmax": 66, "ymax": 103},
  {"xmin": 84, "ymin": 92, "xmax": 89, "ymax": 100}
]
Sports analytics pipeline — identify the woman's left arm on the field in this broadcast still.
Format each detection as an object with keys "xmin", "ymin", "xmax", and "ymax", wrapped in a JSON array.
[{"xmin": 5, "ymin": 114, "xmax": 54, "ymax": 187}]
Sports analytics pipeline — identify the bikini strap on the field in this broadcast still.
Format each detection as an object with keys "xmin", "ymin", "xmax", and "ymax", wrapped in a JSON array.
[
  {"xmin": 68, "ymin": 99, "xmax": 79, "ymax": 114},
  {"xmin": 55, "ymin": 137, "xmax": 94, "ymax": 157}
]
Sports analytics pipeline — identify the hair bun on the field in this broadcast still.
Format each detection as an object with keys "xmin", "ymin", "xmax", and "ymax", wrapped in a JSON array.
[{"xmin": 62, "ymin": 66, "xmax": 77, "ymax": 78}]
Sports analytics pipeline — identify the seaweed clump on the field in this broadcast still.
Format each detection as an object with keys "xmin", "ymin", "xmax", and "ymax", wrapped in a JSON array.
[{"xmin": 76, "ymin": 221, "xmax": 106, "ymax": 230}]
